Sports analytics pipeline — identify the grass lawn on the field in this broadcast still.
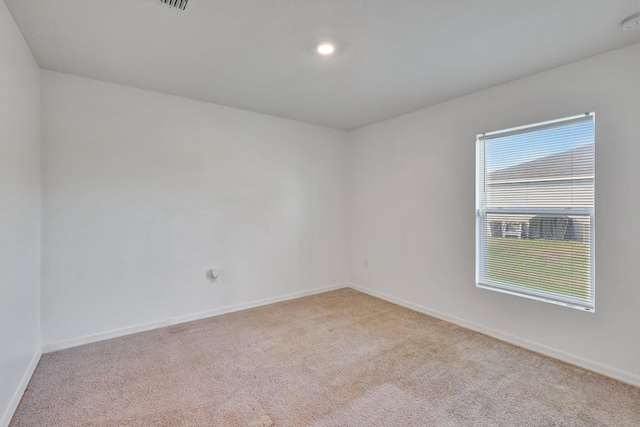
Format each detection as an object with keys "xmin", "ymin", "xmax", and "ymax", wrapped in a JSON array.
[{"xmin": 486, "ymin": 237, "xmax": 591, "ymax": 300}]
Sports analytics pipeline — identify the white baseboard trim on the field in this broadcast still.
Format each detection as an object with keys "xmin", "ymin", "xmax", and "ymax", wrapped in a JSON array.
[
  {"xmin": 42, "ymin": 283, "xmax": 349, "ymax": 353},
  {"xmin": 347, "ymin": 283, "xmax": 640, "ymax": 388},
  {"xmin": 0, "ymin": 349, "xmax": 42, "ymax": 427}
]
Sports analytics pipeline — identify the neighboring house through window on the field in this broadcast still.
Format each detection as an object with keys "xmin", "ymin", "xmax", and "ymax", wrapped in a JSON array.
[{"xmin": 476, "ymin": 113, "xmax": 595, "ymax": 311}]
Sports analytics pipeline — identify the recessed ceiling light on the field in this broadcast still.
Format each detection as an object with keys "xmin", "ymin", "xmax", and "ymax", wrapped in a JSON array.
[{"xmin": 316, "ymin": 42, "xmax": 336, "ymax": 56}]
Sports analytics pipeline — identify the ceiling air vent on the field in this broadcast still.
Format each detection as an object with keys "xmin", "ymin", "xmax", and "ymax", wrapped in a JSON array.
[{"xmin": 159, "ymin": 0, "xmax": 189, "ymax": 10}]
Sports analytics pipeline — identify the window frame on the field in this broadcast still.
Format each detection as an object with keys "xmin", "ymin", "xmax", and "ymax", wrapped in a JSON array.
[{"xmin": 475, "ymin": 113, "xmax": 595, "ymax": 312}]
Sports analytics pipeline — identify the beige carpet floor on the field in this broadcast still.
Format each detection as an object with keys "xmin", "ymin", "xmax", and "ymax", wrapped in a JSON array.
[{"xmin": 11, "ymin": 288, "xmax": 640, "ymax": 426}]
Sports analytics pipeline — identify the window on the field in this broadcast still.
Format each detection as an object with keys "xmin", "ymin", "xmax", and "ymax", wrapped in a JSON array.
[{"xmin": 476, "ymin": 113, "xmax": 595, "ymax": 311}]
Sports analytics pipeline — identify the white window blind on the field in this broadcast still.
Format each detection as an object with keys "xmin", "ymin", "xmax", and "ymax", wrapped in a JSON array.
[{"xmin": 476, "ymin": 113, "xmax": 595, "ymax": 311}]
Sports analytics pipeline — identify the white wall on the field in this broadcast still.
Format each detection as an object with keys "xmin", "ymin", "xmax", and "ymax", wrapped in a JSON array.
[
  {"xmin": 41, "ymin": 71, "xmax": 349, "ymax": 348},
  {"xmin": 349, "ymin": 43, "xmax": 640, "ymax": 385},
  {"xmin": 0, "ymin": 2, "xmax": 41, "ymax": 425}
]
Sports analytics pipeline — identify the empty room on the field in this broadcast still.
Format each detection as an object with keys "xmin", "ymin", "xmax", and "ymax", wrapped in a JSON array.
[{"xmin": 2, "ymin": 0, "xmax": 639, "ymax": 425}]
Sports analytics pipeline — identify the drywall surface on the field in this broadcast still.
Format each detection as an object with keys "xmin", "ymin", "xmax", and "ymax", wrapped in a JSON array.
[
  {"xmin": 349, "ymin": 43, "xmax": 640, "ymax": 383},
  {"xmin": 0, "ymin": 2, "xmax": 41, "ymax": 425},
  {"xmin": 40, "ymin": 71, "xmax": 349, "ymax": 346}
]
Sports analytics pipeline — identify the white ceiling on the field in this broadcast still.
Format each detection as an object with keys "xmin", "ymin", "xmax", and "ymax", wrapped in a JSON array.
[{"xmin": 5, "ymin": 0, "xmax": 640, "ymax": 130}]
